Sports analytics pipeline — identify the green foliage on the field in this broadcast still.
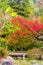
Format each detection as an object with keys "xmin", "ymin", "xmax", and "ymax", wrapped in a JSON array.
[
  {"xmin": 8, "ymin": 0, "xmax": 35, "ymax": 18},
  {"xmin": 0, "ymin": 47, "xmax": 8, "ymax": 58},
  {"xmin": 0, "ymin": 37, "xmax": 8, "ymax": 48},
  {"xmin": 0, "ymin": 0, "xmax": 9, "ymax": 11},
  {"xmin": 27, "ymin": 48, "xmax": 43, "ymax": 60},
  {"xmin": 26, "ymin": 41, "xmax": 43, "ymax": 50},
  {"xmin": 3, "ymin": 22, "xmax": 15, "ymax": 35}
]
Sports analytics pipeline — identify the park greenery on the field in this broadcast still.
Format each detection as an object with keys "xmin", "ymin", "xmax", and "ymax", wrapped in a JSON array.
[{"xmin": 0, "ymin": 0, "xmax": 43, "ymax": 60}]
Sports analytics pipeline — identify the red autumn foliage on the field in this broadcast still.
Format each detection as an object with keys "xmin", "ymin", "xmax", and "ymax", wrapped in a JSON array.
[
  {"xmin": 11, "ymin": 17, "xmax": 43, "ymax": 32},
  {"xmin": 7, "ymin": 17, "xmax": 43, "ymax": 44}
]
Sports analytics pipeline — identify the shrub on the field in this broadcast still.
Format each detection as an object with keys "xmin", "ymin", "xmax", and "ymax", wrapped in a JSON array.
[
  {"xmin": 0, "ymin": 47, "xmax": 8, "ymax": 58},
  {"xmin": 27, "ymin": 48, "xmax": 43, "ymax": 60},
  {"xmin": 26, "ymin": 41, "xmax": 43, "ymax": 50}
]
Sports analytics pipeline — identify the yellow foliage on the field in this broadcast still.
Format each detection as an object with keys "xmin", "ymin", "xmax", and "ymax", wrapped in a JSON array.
[
  {"xmin": 39, "ymin": 15, "xmax": 43, "ymax": 22},
  {"xmin": 10, "ymin": 12, "xmax": 18, "ymax": 17},
  {"xmin": 5, "ymin": 7, "xmax": 12, "ymax": 13}
]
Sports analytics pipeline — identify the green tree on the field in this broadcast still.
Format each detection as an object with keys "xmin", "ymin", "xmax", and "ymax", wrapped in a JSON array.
[{"xmin": 8, "ymin": 0, "xmax": 35, "ymax": 18}]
